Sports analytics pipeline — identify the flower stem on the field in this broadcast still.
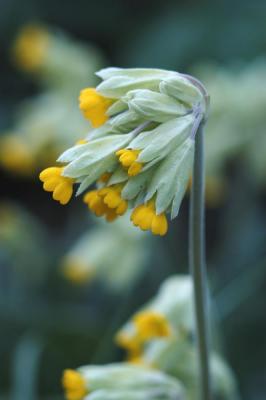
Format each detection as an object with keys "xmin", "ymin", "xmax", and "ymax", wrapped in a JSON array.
[{"xmin": 189, "ymin": 122, "xmax": 212, "ymax": 400}]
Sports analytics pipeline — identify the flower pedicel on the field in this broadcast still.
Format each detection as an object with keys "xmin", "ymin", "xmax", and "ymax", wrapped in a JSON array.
[{"xmin": 40, "ymin": 68, "xmax": 209, "ymax": 235}]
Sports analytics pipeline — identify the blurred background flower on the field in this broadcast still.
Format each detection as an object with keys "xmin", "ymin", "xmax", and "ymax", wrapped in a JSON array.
[
  {"xmin": 1, "ymin": 1, "xmax": 266, "ymax": 399},
  {"xmin": 116, "ymin": 275, "xmax": 239, "ymax": 399},
  {"xmin": 61, "ymin": 214, "xmax": 150, "ymax": 290},
  {"xmin": 0, "ymin": 23, "xmax": 105, "ymax": 176}
]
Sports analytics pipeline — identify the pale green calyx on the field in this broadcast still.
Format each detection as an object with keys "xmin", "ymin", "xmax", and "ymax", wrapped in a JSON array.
[{"xmin": 79, "ymin": 363, "xmax": 185, "ymax": 399}]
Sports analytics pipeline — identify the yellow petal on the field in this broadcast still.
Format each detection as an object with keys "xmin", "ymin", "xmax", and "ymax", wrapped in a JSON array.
[
  {"xmin": 103, "ymin": 190, "xmax": 121, "ymax": 208},
  {"xmin": 119, "ymin": 151, "xmax": 137, "ymax": 167},
  {"xmin": 43, "ymin": 177, "xmax": 59, "ymax": 192},
  {"xmin": 79, "ymin": 88, "xmax": 114, "ymax": 128},
  {"xmin": 116, "ymin": 148, "xmax": 127, "ymax": 156},
  {"xmin": 62, "ymin": 369, "xmax": 87, "ymax": 400},
  {"xmin": 116, "ymin": 200, "xmax": 128, "ymax": 215},
  {"xmin": 133, "ymin": 311, "xmax": 171, "ymax": 340},
  {"xmin": 59, "ymin": 185, "xmax": 73, "ymax": 205},
  {"xmin": 128, "ymin": 162, "xmax": 142, "ymax": 176},
  {"xmin": 131, "ymin": 205, "xmax": 153, "ymax": 230},
  {"xmin": 83, "ymin": 190, "xmax": 96, "ymax": 204},
  {"xmin": 151, "ymin": 213, "xmax": 168, "ymax": 236},
  {"xmin": 52, "ymin": 182, "xmax": 72, "ymax": 204},
  {"xmin": 39, "ymin": 167, "xmax": 62, "ymax": 182}
]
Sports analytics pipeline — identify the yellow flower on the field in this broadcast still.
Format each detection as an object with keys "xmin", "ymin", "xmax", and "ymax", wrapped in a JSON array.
[
  {"xmin": 79, "ymin": 88, "xmax": 114, "ymax": 128},
  {"xmin": 13, "ymin": 25, "xmax": 50, "ymax": 71},
  {"xmin": 116, "ymin": 148, "xmax": 143, "ymax": 176},
  {"xmin": 61, "ymin": 256, "xmax": 93, "ymax": 284},
  {"xmin": 133, "ymin": 311, "xmax": 171, "ymax": 341},
  {"xmin": 98, "ymin": 185, "xmax": 128, "ymax": 216},
  {"xmin": 0, "ymin": 135, "xmax": 35, "ymax": 175},
  {"xmin": 39, "ymin": 167, "xmax": 74, "ymax": 205},
  {"xmin": 131, "ymin": 200, "xmax": 168, "ymax": 236},
  {"xmin": 115, "ymin": 332, "xmax": 142, "ymax": 360},
  {"xmin": 83, "ymin": 190, "xmax": 118, "ymax": 222},
  {"xmin": 62, "ymin": 369, "xmax": 87, "ymax": 400}
]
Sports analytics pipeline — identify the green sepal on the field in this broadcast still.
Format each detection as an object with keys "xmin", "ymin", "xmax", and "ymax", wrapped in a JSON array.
[
  {"xmin": 129, "ymin": 114, "xmax": 194, "ymax": 163},
  {"xmin": 108, "ymin": 167, "xmax": 128, "ymax": 185},
  {"xmin": 60, "ymin": 133, "xmax": 133, "ymax": 177},
  {"xmin": 126, "ymin": 89, "xmax": 187, "ymax": 122},
  {"xmin": 96, "ymin": 69, "xmax": 177, "ymax": 98},
  {"xmin": 122, "ymin": 169, "xmax": 154, "ymax": 201},
  {"xmin": 75, "ymin": 155, "xmax": 117, "ymax": 195},
  {"xmin": 144, "ymin": 138, "xmax": 194, "ymax": 215},
  {"xmin": 160, "ymin": 76, "xmax": 203, "ymax": 106}
]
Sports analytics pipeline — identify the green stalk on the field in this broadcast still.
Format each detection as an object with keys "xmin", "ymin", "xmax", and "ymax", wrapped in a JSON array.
[{"xmin": 189, "ymin": 122, "xmax": 212, "ymax": 400}]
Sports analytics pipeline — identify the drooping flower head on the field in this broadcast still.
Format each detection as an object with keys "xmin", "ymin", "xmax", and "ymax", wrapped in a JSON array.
[
  {"xmin": 115, "ymin": 275, "xmax": 239, "ymax": 399},
  {"xmin": 40, "ymin": 68, "xmax": 209, "ymax": 235},
  {"xmin": 115, "ymin": 275, "xmax": 194, "ymax": 362}
]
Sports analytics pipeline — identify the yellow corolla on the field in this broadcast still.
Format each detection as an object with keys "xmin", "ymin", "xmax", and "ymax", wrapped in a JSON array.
[
  {"xmin": 39, "ymin": 167, "xmax": 74, "ymax": 205},
  {"xmin": 62, "ymin": 369, "xmax": 87, "ymax": 400},
  {"xmin": 83, "ymin": 190, "xmax": 118, "ymax": 222},
  {"xmin": 116, "ymin": 148, "xmax": 143, "ymax": 176},
  {"xmin": 79, "ymin": 88, "xmax": 114, "ymax": 128},
  {"xmin": 133, "ymin": 311, "xmax": 172, "ymax": 341},
  {"xmin": 131, "ymin": 200, "xmax": 168, "ymax": 236}
]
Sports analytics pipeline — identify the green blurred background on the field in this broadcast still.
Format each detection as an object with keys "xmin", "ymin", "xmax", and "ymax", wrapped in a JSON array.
[{"xmin": 0, "ymin": 0, "xmax": 266, "ymax": 399}]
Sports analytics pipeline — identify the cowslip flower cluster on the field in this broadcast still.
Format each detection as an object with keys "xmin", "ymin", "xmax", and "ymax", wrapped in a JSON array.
[
  {"xmin": 0, "ymin": 24, "xmax": 105, "ymax": 176},
  {"xmin": 12, "ymin": 24, "xmax": 104, "ymax": 89},
  {"xmin": 115, "ymin": 276, "xmax": 239, "ymax": 399},
  {"xmin": 40, "ymin": 68, "xmax": 208, "ymax": 235},
  {"xmin": 62, "ymin": 363, "xmax": 185, "ymax": 400},
  {"xmin": 115, "ymin": 275, "xmax": 194, "ymax": 363}
]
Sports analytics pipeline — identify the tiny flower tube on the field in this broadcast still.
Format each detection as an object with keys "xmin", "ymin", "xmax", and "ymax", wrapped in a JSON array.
[
  {"xmin": 133, "ymin": 311, "xmax": 172, "ymax": 341},
  {"xmin": 79, "ymin": 88, "xmax": 114, "ymax": 128},
  {"xmin": 116, "ymin": 148, "xmax": 143, "ymax": 176},
  {"xmin": 39, "ymin": 167, "xmax": 74, "ymax": 205},
  {"xmin": 62, "ymin": 369, "xmax": 87, "ymax": 400},
  {"xmin": 131, "ymin": 200, "xmax": 168, "ymax": 236}
]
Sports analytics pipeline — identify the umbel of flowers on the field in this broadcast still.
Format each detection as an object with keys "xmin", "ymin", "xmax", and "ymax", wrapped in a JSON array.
[
  {"xmin": 62, "ymin": 276, "xmax": 238, "ymax": 400},
  {"xmin": 115, "ymin": 276, "xmax": 239, "ymax": 400},
  {"xmin": 40, "ymin": 68, "xmax": 208, "ymax": 235}
]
